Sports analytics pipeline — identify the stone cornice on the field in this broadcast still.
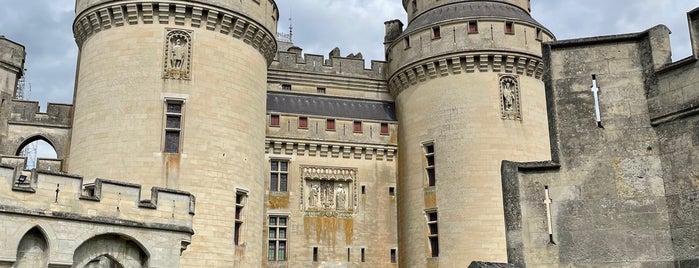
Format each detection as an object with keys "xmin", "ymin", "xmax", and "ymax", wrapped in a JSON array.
[
  {"xmin": 265, "ymin": 138, "xmax": 397, "ymax": 162},
  {"xmin": 73, "ymin": 0, "xmax": 277, "ymax": 64},
  {"xmin": 388, "ymin": 51, "xmax": 544, "ymax": 97}
]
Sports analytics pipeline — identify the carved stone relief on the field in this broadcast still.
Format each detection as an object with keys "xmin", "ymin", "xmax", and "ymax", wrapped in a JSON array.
[
  {"xmin": 299, "ymin": 166, "xmax": 357, "ymax": 218},
  {"xmin": 499, "ymin": 74, "xmax": 522, "ymax": 120},
  {"xmin": 163, "ymin": 29, "xmax": 192, "ymax": 80}
]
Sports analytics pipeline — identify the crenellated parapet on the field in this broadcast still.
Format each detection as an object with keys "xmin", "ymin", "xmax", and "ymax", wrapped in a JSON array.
[
  {"xmin": 9, "ymin": 100, "xmax": 72, "ymax": 128},
  {"xmin": 272, "ymin": 50, "xmax": 388, "ymax": 80},
  {"xmin": 388, "ymin": 51, "xmax": 544, "ymax": 96},
  {"xmin": 73, "ymin": 0, "xmax": 278, "ymax": 63},
  {"xmin": 0, "ymin": 36, "xmax": 25, "ymax": 75},
  {"xmin": 0, "ymin": 163, "xmax": 195, "ymax": 233}
]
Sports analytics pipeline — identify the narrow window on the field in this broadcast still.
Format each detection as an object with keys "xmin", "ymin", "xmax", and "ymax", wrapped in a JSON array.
[
  {"xmin": 234, "ymin": 190, "xmax": 248, "ymax": 246},
  {"xmin": 411, "ymin": 0, "xmax": 417, "ymax": 13},
  {"xmin": 270, "ymin": 114, "xmax": 280, "ymax": 127},
  {"xmin": 426, "ymin": 210, "xmax": 439, "ymax": 257},
  {"xmin": 468, "ymin": 21, "xmax": 478, "ymax": 34},
  {"xmin": 317, "ymin": 87, "xmax": 326, "ymax": 94},
  {"xmin": 353, "ymin": 121, "xmax": 362, "ymax": 133},
  {"xmin": 164, "ymin": 100, "xmax": 184, "ymax": 153},
  {"xmin": 361, "ymin": 185, "xmax": 366, "ymax": 195},
  {"xmin": 390, "ymin": 248, "xmax": 397, "ymax": 263},
  {"xmin": 432, "ymin": 26, "xmax": 441, "ymax": 39},
  {"xmin": 389, "ymin": 186, "xmax": 395, "ymax": 196},
  {"xmin": 299, "ymin": 117, "xmax": 308, "ymax": 129},
  {"xmin": 505, "ymin": 21, "xmax": 514, "ymax": 34},
  {"xmin": 380, "ymin": 123, "xmax": 389, "ymax": 135},
  {"xmin": 347, "ymin": 248, "xmax": 351, "ymax": 262},
  {"xmin": 268, "ymin": 216, "xmax": 288, "ymax": 261},
  {"xmin": 326, "ymin": 119, "xmax": 336, "ymax": 131},
  {"xmin": 282, "ymin": 84, "xmax": 292, "ymax": 91},
  {"xmin": 536, "ymin": 28, "xmax": 543, "ymax": 41},
  {"xmin": 313, "ymin": 247, "xmax": 319, "ymax": 262},
  {"xmin": 424, "ymin": 143, "xmax": 436, "ymax": 187},
  {"xmin": 361, "ymin": 248, "xmax": 366, "ymax": 262},
  {"xmin": 270, "ymin": 160, "xmax": 289, "ymax": 192},
  {"xmin": 404, "ymin": 37, "xmax": 411, "ymax": 48}
]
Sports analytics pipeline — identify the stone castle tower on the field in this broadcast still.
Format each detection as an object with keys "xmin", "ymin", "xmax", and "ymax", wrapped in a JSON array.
[
  {"xmin": 385, "ymin": 0, "xmax": 553, "ymax": 266},
  {"xmin": 70, "ymin": 0, "xmax": 278, "ymax": 266}
]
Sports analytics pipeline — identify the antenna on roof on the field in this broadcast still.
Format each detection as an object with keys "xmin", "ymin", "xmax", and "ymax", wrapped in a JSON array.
[{"xmin": 289, "ymin": 8, "xmax": 293, "ymax": 43}]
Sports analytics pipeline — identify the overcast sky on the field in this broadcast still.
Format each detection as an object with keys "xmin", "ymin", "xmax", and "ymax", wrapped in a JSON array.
[{"xmin": 0, "ymin": 0, "xmax": 697, "ymax": 109}]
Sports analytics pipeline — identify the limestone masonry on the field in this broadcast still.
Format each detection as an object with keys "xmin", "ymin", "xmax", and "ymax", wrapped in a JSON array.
[{"xmin": 1, "ymin": 0, "xmax": 698, "ymax": 267}]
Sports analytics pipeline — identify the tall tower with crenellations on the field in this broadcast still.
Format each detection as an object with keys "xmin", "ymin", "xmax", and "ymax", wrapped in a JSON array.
[
  {"xmin": 69, "ymin": 0, "xmax": 278, "ymax": 266},
  {"xmin": 386, "ymin": 0, "xmax": 554, "ymax": 266}
]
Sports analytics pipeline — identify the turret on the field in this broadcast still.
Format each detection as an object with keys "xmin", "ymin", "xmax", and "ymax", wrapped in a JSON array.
[
  {"xmin": 389, "ymin": 0, "xmax": 554, "ymax": 266},
  {"xmin": 69, "ymin": 0, "xmax": 278, "ymax": 266}
]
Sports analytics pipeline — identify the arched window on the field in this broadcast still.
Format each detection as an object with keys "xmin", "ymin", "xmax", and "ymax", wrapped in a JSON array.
[
  {"xmin": 73, "ymin": 234, "xmax": 149, "ymax": 268},
  {"xmin": 16, "ymin": 136, "xmax": 58, "ymax": 169},
  {"xmin": 15, "ymin": 227, "xmax": 50, "ymax": 268}
]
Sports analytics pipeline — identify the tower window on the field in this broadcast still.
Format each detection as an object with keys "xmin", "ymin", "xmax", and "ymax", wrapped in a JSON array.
[
  {"xmin": 390, "ymin": 248, "xmax": 397, "ymax": 263},
  {"xmin": 361, "ymin": 248, "xmax": 366, "ymax": 262},
  {"xmin": 268, "ymin": 216, "xmax": 288, "ymax": 261},
  {"xmin": 313, "ymin": 247, "xmax": 319, "ymax": 262},
  {"xmin": 353, "ymin": 121, "xmax": 363, "ymax": 133},
  {"xmin": 424, "ymin": 143, "xmax": 436, "ymax": 187},
  {"xmin": 505, "ymin": 21, "xmax": 514, "ymax": 35},
  {"xmin": 536, "ymin": 28, "xmax": 543, "ymax": 41},
  {"xmin": 432, "ymin": 26, "xmax": 441, "ymax": 39},
  {"xmin": 389, "ymin": 186, "xmax": 395, "ymax": 196},
  {"xmin": 270, "ymin": 114, "xmax": 280, "ymax": 127},
  {"xmin": 380, "ymin": 123, "xmax": 389, "ymax": 135},
  {"xmin": 234, "ymin": 190, "xmax": 248, "ymax": 246},
  {"xmin": 270, "ymin": 160, "xmax": 289, "ymax": 192},
  {"xmin": 326, "ymin": 119, "xmax": 335, "ymax": 131},
  {"xmin": 164, "ymin": 100, "xmax": 184, "ymax": 153},
  {"xmin": 426, "ymin": 210, "xmax": 439, "ymax": 257},
  {"xmin": 299, "ymin": 117, "xmax": 308, "ymax": 129},
  {"xmin": 282, "ymin": 84, "xmax": 292, "ymax": 90},
  {"xmin": 404, "ymin": 37, "xmax": 411, "ymax": 48},
  {"xmin": 317, "ymin": 87, "xmax": 326, "ymax": 94},
  {"xmin": 468, "ymin": 21, "xmax": 478, "ymax": 34}
]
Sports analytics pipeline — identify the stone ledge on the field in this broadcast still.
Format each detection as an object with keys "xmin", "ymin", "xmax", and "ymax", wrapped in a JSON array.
[
  {"xmin": 388, "ymin": 51, "xmax": 544, "ymax": 97},
  {"xmin": 265, "ymin": 138, "xmax": 397, "ymax": 161},
  {"xmin": 73, "ymin": 0, "xmax": 277, "ymax": 64}
]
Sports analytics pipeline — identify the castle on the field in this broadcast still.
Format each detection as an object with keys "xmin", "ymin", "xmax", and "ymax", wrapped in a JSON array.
[{"xmin": 1, "ymin": 0, "xmax": 698, "ymax": 267}]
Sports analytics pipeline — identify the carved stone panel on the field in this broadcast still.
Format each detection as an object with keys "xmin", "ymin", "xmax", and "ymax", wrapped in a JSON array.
[
  {"xmin": 299, "ymin": 166, "xmax": 357, "ymax": 218},
  {"xmin": 163, "ymin": 29, "xmax": 192, "ymax": 80},
  {"xmin": 499, "ymin": 74, "xmax": 522, "ymax": 120}
]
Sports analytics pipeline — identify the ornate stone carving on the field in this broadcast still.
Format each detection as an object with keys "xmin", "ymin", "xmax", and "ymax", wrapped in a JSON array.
[
  {"xmin": 499, "ymin": 74, "xmax": 522, "ymax": 120},
  {"xmin": 299, "ymin": 166, "xmax": 357, "ymax": 218},
  {"xmin": 163, "ymin": 29, "xmax": 192, "ymax": 80}
]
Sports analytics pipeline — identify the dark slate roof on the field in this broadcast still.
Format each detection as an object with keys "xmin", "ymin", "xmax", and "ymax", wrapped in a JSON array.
[
  {"xmin": 405, "ymin": 1, "xmax": 546, "ymax": 34},
  {"xmin": 267, "ymin": 93, "xmax": 397, "ymax": 121}
]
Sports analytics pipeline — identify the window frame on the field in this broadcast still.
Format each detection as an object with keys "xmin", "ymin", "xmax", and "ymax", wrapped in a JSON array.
[
  {"xmin": 326, "ymin": 119, "xmax": 335, "ymax": 131},
  {"xmin": 234, "ymin": 189, "xmax": 249, "ymax": 246},
  {"xmin": 270, "ymin": 114, "xmax": 280, "ymax": 127},
  {"xmin": 353, "ymin": 121, "xmax": 363, "ymax": 133},
  {"xmin": 505, "ymin": 21, "xmax": 515, "ymax": 35},
  {"xmin": 423, "ymin": 142, "xmax": 436, "ymax": 187},
  {"xmin": 380, "ymin": 123, "xmax": 389, "ymax": 135},
  {"xmin": 425, "ymin": 209, "xmax": 439, "ymax": 257},
  {"xmin": 298, "ymin": 117, "xmax": 308, "ymax": 129},
  {"xmin": 270, "ymin": 159, "xmax": 289, "ymax": 192},
  {"xmin": 468, "ymin": 21, "xmax": 479, "ymax": 34},
  {"xmin": 163, "ymin": 99, "xmax": 185, "ymax": 154},
  {"xmin": 267, "ymin": 215, "xmax": 288, "ymax": 261}
]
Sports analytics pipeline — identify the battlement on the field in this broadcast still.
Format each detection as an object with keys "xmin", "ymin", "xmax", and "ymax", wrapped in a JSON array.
[
  {"xmin": 0, "ymin": 36, "xmax": 25, "ymax": 74},
  {"xmin": 9, "ymin": 100, "xmax": 72, "ymax": 128},
  {"xmin": 272, "ymin": 49, "xmax": 387, "ymax": 80},
  {"xmin": 0, "ymin": 161, "xmax": 195, "ymax": 233}
]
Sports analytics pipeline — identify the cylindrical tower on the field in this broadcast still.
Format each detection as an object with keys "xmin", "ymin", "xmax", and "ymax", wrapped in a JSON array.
[
  {"xmin": 387, "ymin": 0, "xmax": 553, "ymax": 266},
  {"xmin": 70, "ymin": 0, "xmax": 277, "ymax": 266}
]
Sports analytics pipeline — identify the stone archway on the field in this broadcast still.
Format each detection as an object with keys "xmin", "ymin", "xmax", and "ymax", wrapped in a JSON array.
[
  {"xmin": 73, "ymin": 234, "xmax": 149, "ymax": 268},
  {"xmin": 15, "ymin": 226, "xmax": 50, "ymax": 268}
]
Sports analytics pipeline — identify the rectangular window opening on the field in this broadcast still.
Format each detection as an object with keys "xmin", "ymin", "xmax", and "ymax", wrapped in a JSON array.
[
  {"xmin": 536, "ymin": 28, "xmax": 543, "ymax": 40},
  {"xmin": 424, "ymin": 143, "xmax": 436, "ymax": 187},
  {"xmin": 268, "ymin": 216, "xmax": 288, "ymax": 261},
  {"xmin": 390, "ymin": 248, "xmax": 397, "ymax": 263},
  {"xmin": 380, "ymin": 123, "xmax": 389, "ymax": 135},
  {"xmin": 347, "ymin": 248, "xmax": 351, "ymax": 262},
  {"xmin": 163, "ymin": 100, "xmax": 184, "ymax": 153},
  {"xmin": 404, "ymin": 37, "xmax": 411, "ymax": 48},
  {"xmin": 505, "ymin": 21, "xmax": 514, "ymax": 34},
  {"xmin": 326, "ymin": 119, "xmax": 335, "ymax": 131},
  {"xmin": 270, "ymin": 160, "xmax": 289, "ymax": 192},
  {"xmin": 389, "ymin": 186, "xmax": 395, "ymax": 196},
  {"xmin": 361, "ymin": 185, "xmax": 366, "ymax": 195},
  {"xmin": 432, "ymin": 26, "xmax": 441, "ymax": 39},
  {"xmin": 468, "ymin": 21, "xmax": 478, "ymax": 34},
  {"xmin": 299, "ymin": 117, "xmax": 308, "ymax": 129},
  {"xmin": 426, "ymin": 210, "xmax": 439, "ymax": 257},
  {"xmin": 361, "ymin": 248, "xmax": 366, "ymax": 262},
  {"xmin": 313, "ymin": 247, "xmax": 319, "ymax": 262},
  {"xmin": 317, "ymin": 87, "xmax": 326, "ymax": 94},
  {"xmin": 282, "ymin": 84, "xmax": 292, "ymax": 91},
  {"xmin": 270, "ymin": 114, "xmax": 280, "ymax": 127},
  {"xmin": 353, "ymin": 121, "xmax": 362, "ymax": 133},
  {"xmin": 234, "ymin": 190, "xmax": 248, "ymax": 246}
]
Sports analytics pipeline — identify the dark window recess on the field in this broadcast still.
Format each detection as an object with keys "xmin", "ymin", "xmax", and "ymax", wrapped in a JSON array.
[
  {"xmin": 164, "ymin": 101, "xmax": 183, "ymax": 153},
  {"xmin": 347, "ymin": 248, "xmax": 351, "ymax": 262},
  {"xmin": 326, "ymin": 119, "xmax": 335, "ymax": 131},
  {"xmin": 536, "ymin": 28, "xmax": 543, "ymax": 40},
  {"xmin": 353, "ymin": 121, "xmax": 362, "ymax": 133},
  {"xmin": 362, "ymin": 185, "xmax": 366, "ymax": 194},
  {"xmin": 404, "ymin": 37, "xmax": 411, "ymax": 48},
  {"xmin": 425, "ymin": 144, "xmax": 436, "ymax": 187},
  {"xmin": 427, "ymin": 211, "xmax": 439, "ymax": 257},
  {"xmin": 313, "ymin": 247, "xmax": 319, "ymax": 262},
  {"xmin": 432, "ymin": 26, "xmax": 441, "ymax": 39},
  {"xmin": 299, "ymin": 117, "xmax": 308, "ymax": 129},
  {"xmin": 380, "ymin": 123, "xmax": 389, "ymax": 135},
  {"xmin": 270, "ymin": 160, "xmax": 289, "ymax": 192},
  {"xmin": 361, "ymin": 248, "xmax": 366, "ymax": 262},
  {"xmin": 468, "ymin": 21, "xmax": 478, "ymax": 33},
  {"xmin": 505, "ymin": 21, "xmax": 514, "ymax": 34},
  {"xmin": 317, "ymin": 87, "xmax": 326, "ymax": 94},
  {"xmin": 389, "ymin": 187, "xmax": 395, "ymax": 196},
  {"xmin": 390, "ymin": 249, "xmax": 397, "ymax": 263},
  {"xmin": 270, "ymin": 114, "xmax": 280, "ymax": 127},
  {"xmin": 234, "ymin": 191, "xmax": 247, "ymax": 246},
  {"xmin": 282, "ymin": 84, "xmax": 292, "ymax": 90}
]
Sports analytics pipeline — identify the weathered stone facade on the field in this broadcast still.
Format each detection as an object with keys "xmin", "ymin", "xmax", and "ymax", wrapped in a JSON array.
[{"xmin": 1, "ymin": 1, "xmax": 699, "ymax": 267}]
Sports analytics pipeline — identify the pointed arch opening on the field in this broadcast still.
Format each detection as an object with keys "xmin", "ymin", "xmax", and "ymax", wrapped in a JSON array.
[
  {"xmin": 15, "ymin": 135, "xmax": 58, "ymax": 169},
  {"xmin": 73, "ymin": 233, "xmax": 149, "ymax": 268},
  {"xmin": 15, "ymin": 226, "xmax": 50, "ymax": 268}
]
